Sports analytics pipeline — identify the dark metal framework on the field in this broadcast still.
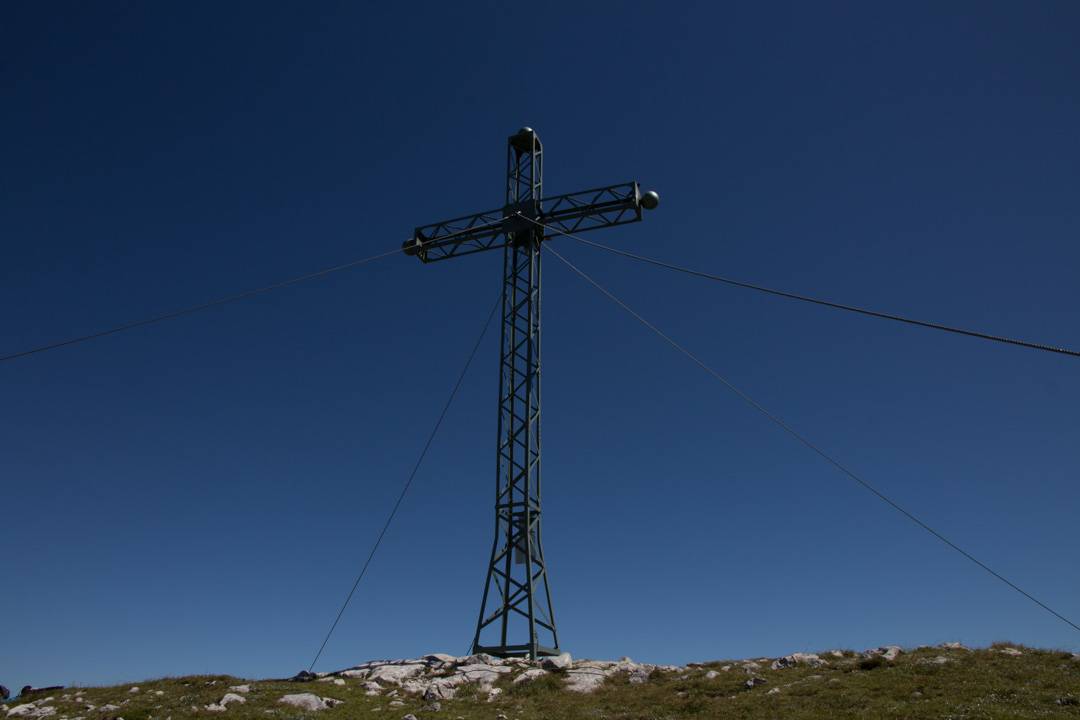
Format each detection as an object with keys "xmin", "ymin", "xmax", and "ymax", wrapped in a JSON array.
[{"xmin": 404, "ymin": 128, "xmax": 652, "ymax": 659}]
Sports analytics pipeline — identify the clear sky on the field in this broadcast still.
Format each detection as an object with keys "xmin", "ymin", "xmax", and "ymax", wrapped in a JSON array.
[{"xmin": 2, "ymin": 0, "xmax": 1079, "ymax": 690}]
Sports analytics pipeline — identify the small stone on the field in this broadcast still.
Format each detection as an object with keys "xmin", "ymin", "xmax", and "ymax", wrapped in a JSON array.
[
  {"xmin": 388, "ymin": 700, "xmax": 404, "ymax": 708},
  {"xmin": 627, "ymin": 667, "xmax": 651, "ymax": 685},
  {"xmin": 704, "ymin": 670, "xmax": 719, "ymax": 680},
  {"xmin": 486, "ymin": 687, "xmax": 502, "ymax": 702},
  {"xmin": 766, "ymin": 687, "xmax": 780, "ymax": 695},
  {"xmin": 719, "ymin": 665, "xmax": 731, "ymax": 672},
  {"xmin": 128, "ymin": 688, "xmax": 139, "ymax": 694},
  {"xmin": 998, "ymin": 647, "xmax": 1022, "ymax": 656},
  {"xmin": 154, "ymin": 691, "xmax": 165, "ymax": 697},
  {"xmin": 941, "ymin": 642, "xmax": 967, "ymax": 650},
  {"xmin": 744, "ymin": 677, "xmax": 767, "ymax": 689},
  {"xmin": 422, "ymin": 701, "xmax": 441, "ymax": 712},
  {"xmin": 402, "ymin": 715, "xmax": 418, "ymax": 720},
  {"xmin": 227, "ymin": 686, "xmax": 250, "ymax": 694}
]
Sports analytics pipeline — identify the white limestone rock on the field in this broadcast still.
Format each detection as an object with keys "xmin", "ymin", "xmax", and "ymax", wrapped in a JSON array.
[
  {"xmin": 704, "ymin": 670, "xmax": 719, "ymax": 680},
  {"xmin": 205, "ymin": 693, "xmax": 246, "ymax": 713},
  {"xmin": 865, "ymin": 645, "xmax": 902, "ymax": 661},
  {"xmin": 368, "ymin": 665, "xmax": 427, "ymax": 685},
  {"xmin": 228, "ymin": 686, "xmax": 250, "ymax": 694},
  {"xmin": 512, "ymin": 669, "xmax": 548, "ymax": 685},
  {"xmin": 772, "ymin": 653, "xmax": 827, "ymax": 669},
  {"xmin": 7, "ymin": 705, "xmax": 58, "ymax": 719},
  {"xmin": 541, "ymin": 652, "xmax": 573, "ymax": 671},
  {"xmin": 562, "ymin": 667, "xmax": 608, "ymax": 693},
  {"xmin": 454, "ymin": 663, "xmax": 512, "ymax": 690},
  {"xmin": 424, "ymin": 674, "xmax": 471, "ymax": 701},
  {"xmin": 277, "ymin": 694, "xmax": 343, "ymax": 712}
]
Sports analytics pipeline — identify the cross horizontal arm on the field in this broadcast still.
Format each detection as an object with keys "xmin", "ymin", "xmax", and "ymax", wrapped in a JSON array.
[{"xmin": 404, "ymin": 182, "xmax": 648, "ymax": 263}]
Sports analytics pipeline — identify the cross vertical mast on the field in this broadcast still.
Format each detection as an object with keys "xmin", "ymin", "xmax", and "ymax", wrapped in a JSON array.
[
  {"xmin": 404, "ymin": 127, "xmax": 658, "ymax": 659},
  {"xmin": 472, "ymin": 128, "xmax": 558, "ymax": 658}
]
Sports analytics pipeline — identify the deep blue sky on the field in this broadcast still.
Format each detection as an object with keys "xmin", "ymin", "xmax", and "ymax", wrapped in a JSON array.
[{"xmin": 3, "ymin": 1, "xmax": 1079, "ymax": 689}]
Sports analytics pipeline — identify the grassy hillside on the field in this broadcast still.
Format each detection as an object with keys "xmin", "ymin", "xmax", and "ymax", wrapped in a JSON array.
[{"xmin": 5, "ymin": 643, "xmax": 1079, "ymax": 720}]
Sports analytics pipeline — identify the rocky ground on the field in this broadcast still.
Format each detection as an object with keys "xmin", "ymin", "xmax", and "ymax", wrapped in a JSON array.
[{"xmin": 5, "ymin": 643, "xmax": 1080, "ymax": 719}]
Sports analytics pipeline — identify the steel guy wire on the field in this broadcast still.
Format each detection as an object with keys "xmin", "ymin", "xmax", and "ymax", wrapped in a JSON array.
[
  {"xmin": 520, "ymin": 216, "xmax": 1080, "ymax": 359},
  {"xmin": 307, "ymin": 292, "xmax": 502, "ymax": 671},
  {"xmin": 543, "ymin": 240, "xmax": 1080, "ymax": 636}
]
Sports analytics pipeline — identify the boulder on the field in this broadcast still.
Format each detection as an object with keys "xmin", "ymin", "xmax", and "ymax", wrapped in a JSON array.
[
  {"xmin": 461, "ymin": 653, "xmax": 501, "ymax": 666},
  {"xmin": 454, "ymin": 663, "xmax": 512, "ymax": 690},
  {"xmin": 772, "ymin": 653, "xmax": 826, "ymax": 669},
  {"xmin": 512, "ymin": 669, "xmax": 548, "ymax": 685},
  {"xmin": 865, "ymin": 646, "xmax": 902, "ymax": 661},
  {"xmin": 278, "ymin": 694, "xmax": 343, "ymax": 711},
  {"xmin": 204, "ymin": 693, "xmax": 245, "ymax": 713},
  {"xmin": 422, "ymin": 654, "xmax": 459, "ymax": 665},
  {"xmin": 368, "ymin": 665, "xmax": 427, "ymax": 685},
  {"xmin": 6, "ymin": 707, "xmax": 56, "ymax": 719},
  {"xmin": 542, "ymin": 653, "xmax": 573, "ymax": 671},
  {"xmin": 628, "ymin": 667, "xmax": 651, "ymax": 685},
  {"xmin": 563, "ymin": 667, "xmax": 608, "ymax": 693},
  {"xmin": 704, "ymin": 670, "xmax": 719, "ymax": 680}
]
